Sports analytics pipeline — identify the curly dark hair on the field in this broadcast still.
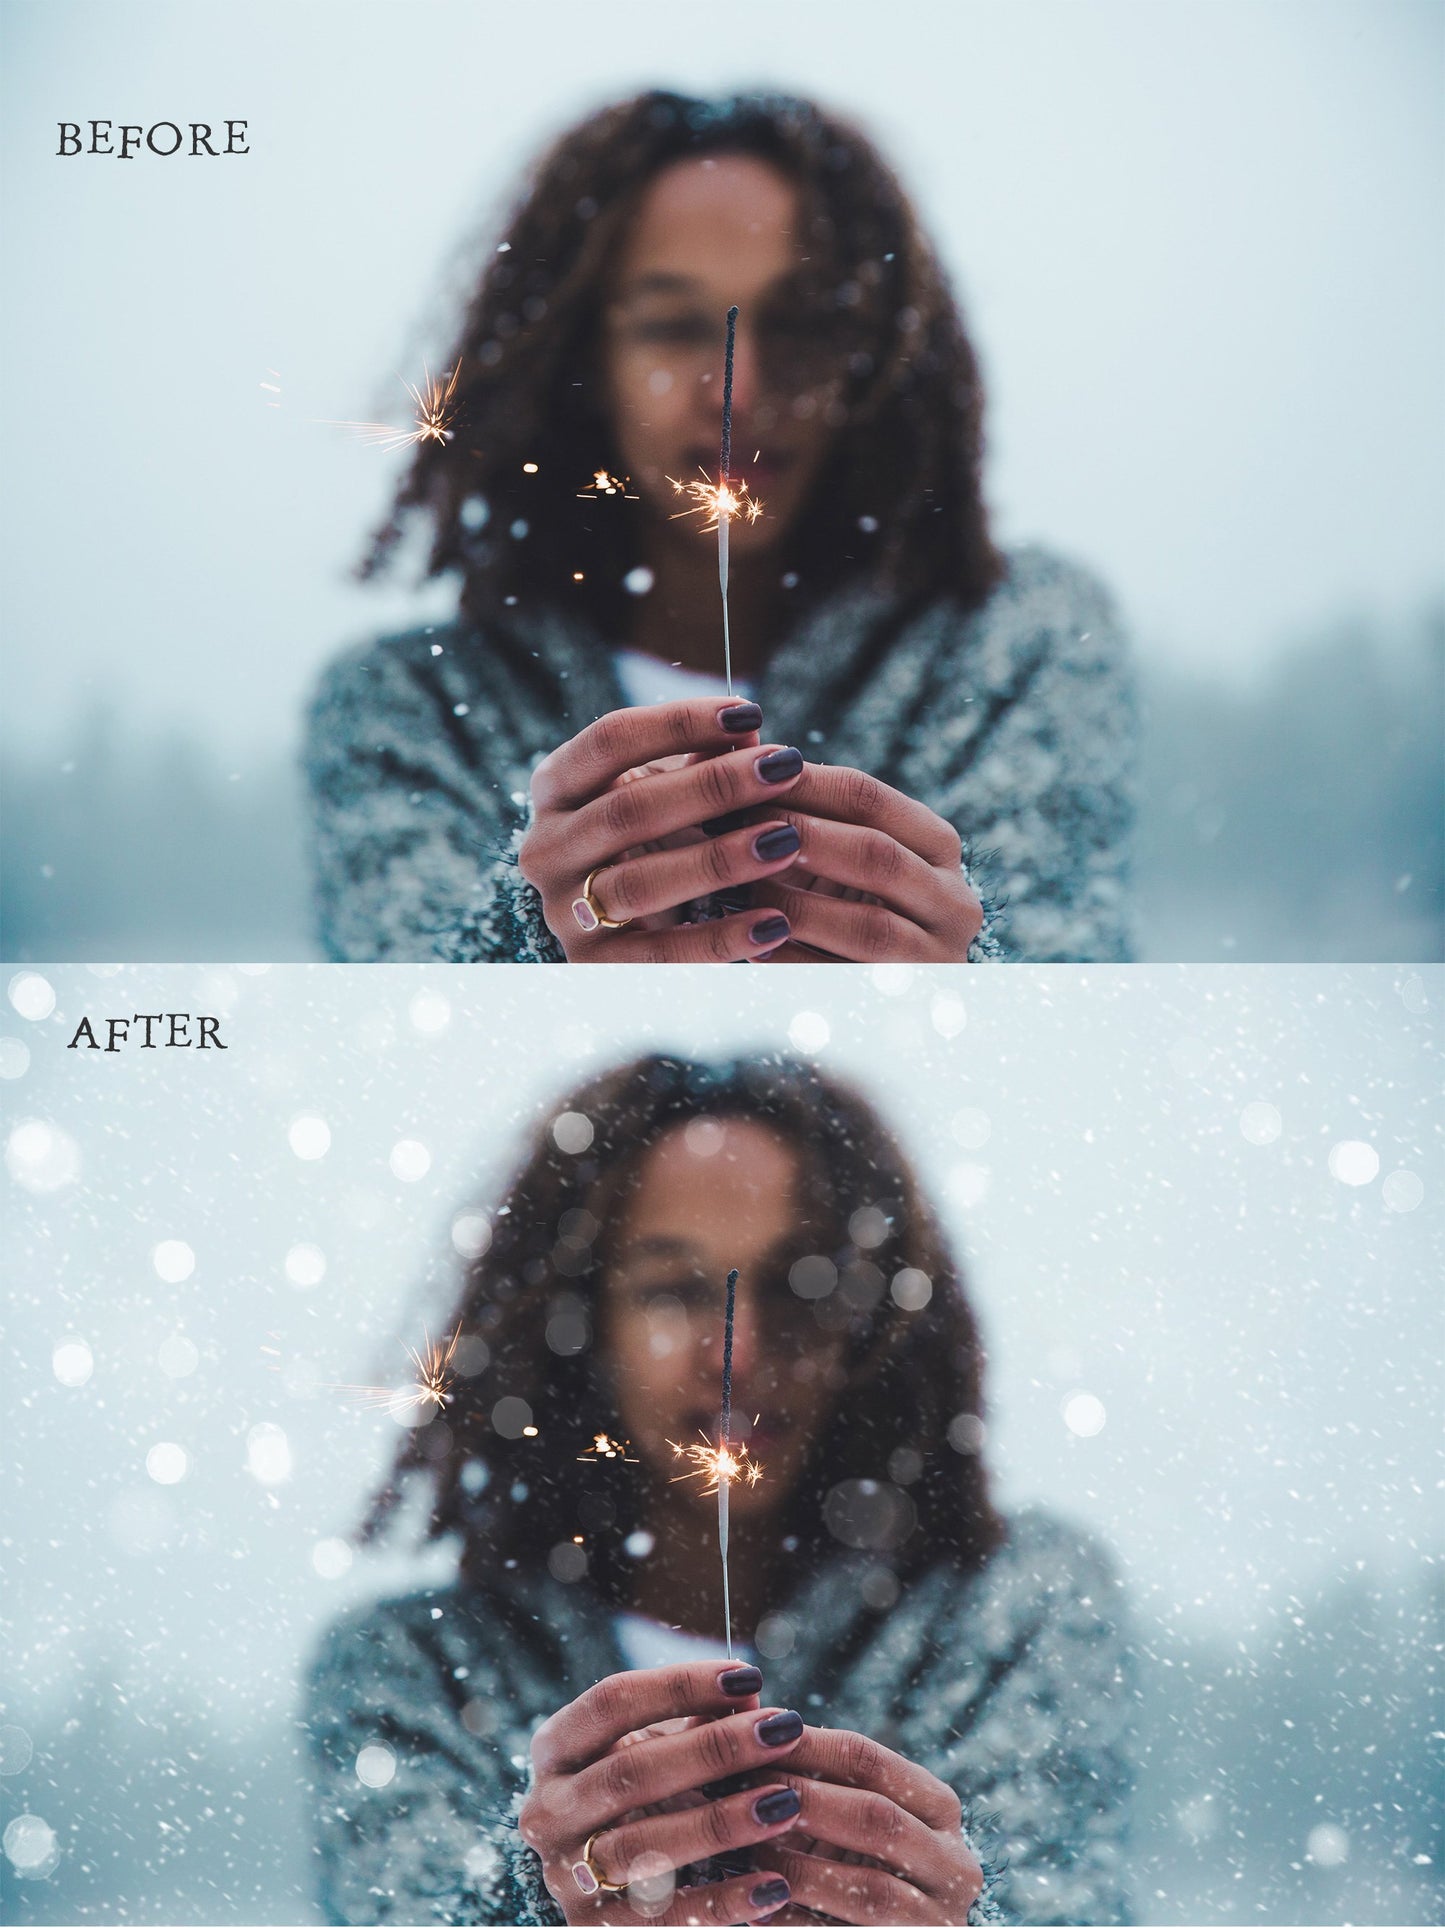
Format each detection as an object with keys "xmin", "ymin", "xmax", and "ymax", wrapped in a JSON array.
[
  {"xmin": 362, "ymin": 1053, "xmax": 1003, "ymax": 1615},
  {"xmin": 362, "ymin": 89, "xmax": 1004, "ymax": 648}
]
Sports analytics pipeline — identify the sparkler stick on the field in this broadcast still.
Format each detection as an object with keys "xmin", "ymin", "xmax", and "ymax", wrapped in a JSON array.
[
  {"xmin": 719, "ymin": 1265, "xmax": 738, "ymax": 1656},
  {"xmin": 719, "ymin": 308, "xmax": 738, "ymax": 697},
  {"xmin": 666, "ymin": 1267, "xmax": 762, "ymax": 1655},
  {"xmin": 665, "ymin": 312, "xmax": 763, "ymax": 692}
]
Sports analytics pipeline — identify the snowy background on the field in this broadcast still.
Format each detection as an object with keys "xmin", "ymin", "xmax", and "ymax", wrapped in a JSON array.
[
  {"xmin": 1, "ymin": 0, "xmax": 1442, "ymax": 960},
  {"xmin": 2, "ymin": 962, "xmax": 1441, "ymax": 1923}
]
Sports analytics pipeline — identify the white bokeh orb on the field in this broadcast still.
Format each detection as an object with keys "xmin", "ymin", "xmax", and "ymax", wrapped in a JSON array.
[
  {"xmin": 1328, "ymin": 1140, "xmax": 1379, "ymax": 1186},
  {"xmin": 152, "ymin": 1240, "xmax": 195, "ymax": 1283},
  {"xmin": 7, "ymin": 973, "xmax": 55, "ymax": 1022},
  {"xmin": 145, "ymin": 1442, "xmax": 188, "ymax": 1485},
  {"xmin": 389, "ymin": 1139, "xmax": 431, "ymax": 1183},
  {"xmin": 288, "ymin": 1115, "xmax": 331, "ymax": 1161},
  {"xmin": 51, "ymin": 1340, "xmax": 93, "ymax": 1387},
  {"xmin": 284, "ymin": 1242, "xmax": 327, "ymax": 1288},
  {"xmin": 1062, "ymin": 1391, "xmax": 1107, "ymax": 1438},
  {"xmin": 787, "ymin": 1011, "xmax": 830, "ymax": 1053}
]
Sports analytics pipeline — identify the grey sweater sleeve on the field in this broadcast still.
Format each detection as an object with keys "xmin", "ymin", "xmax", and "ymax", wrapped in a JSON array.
[
  {"xmin": 918, "ymin": 553, "xmax": 1136, "ymax": 964},
  {"xmin": 303, "ymin": 641, "xmax": 565, "ymax": 964},
  {"xmin": 303, "ymin": 1605, "xmax": 566, "ymax": 1927},
  {"xmin": 923, "ymin": 1533, "xmax": 1138, "ymax": 1926}
]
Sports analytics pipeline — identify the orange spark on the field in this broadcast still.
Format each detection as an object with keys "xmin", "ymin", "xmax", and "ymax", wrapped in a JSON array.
[
  {"xmin": 314, "ymin": 361, "xmax": 463, "ymax": 453},
  {"xmin": 329, "ymin": 1325, "xmax": 463, "ymax": 1420},
  {"xmin": 666, "ymin": 468, "xmax": 764, "ymax": 533},
  {"xmin": 667, "ymin": 1430, "xmax": 764, "ymax": 1496}
]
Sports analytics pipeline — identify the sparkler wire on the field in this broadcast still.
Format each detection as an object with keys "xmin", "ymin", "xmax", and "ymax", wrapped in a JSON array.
[
  {"xmin": 719, "ymin": 307, "xmax": 739, "ymax": 698},
  {"xmin": 719, "ymin": 1266, "xmax": 739, "ymax": 1658}
]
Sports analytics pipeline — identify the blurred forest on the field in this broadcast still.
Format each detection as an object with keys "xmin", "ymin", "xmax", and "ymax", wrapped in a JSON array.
[{"xmin": 2, "ymin": 609, "xmax": 1441, "ymax": 961}]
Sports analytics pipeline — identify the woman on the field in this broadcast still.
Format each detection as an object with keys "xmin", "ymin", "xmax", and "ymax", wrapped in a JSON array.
[
  {"xmin": 305, "ymin": 1055, "xmax": 1135, "ymax": 1925},
  {"xmin": 305, "ymin": 92, "xmax": 1134, "ymax": 964}
]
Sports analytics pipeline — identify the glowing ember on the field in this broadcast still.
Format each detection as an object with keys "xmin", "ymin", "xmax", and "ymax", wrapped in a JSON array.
[
  {"xmin": 316, "ymin": 361, "xmax": 462, "ymax": 454},
  {"xmin": 667, "ymin": 1430, "xmax": 764, "ymax": 1496},
  {"xmin": 577, "ymin": 468, "xmax": 639, "ymax": 500},
  {"xmin": 329, "ymin": 1326, "xmax": 463, "ymax": 1420},
  {"xmin": 666, "ymin": 469, "xmax": 764, "ymax": 533},
  {"xmin": 577, "ymin": 1431, "xmax": 639, "ymax": 1464}
]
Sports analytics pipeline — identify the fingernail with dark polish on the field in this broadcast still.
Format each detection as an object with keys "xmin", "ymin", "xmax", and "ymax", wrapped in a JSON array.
[
  {"xmin": 719, "ymin": 702, "xmax": 763, "ymax": 733},
  {"xmin": 752, "ymin": 824, "xmax": 800, "ymax": 862},
  {"xmin": 749, "ymin": 915, "xmax": 790, "ymax": 948},
  {"xmin": 752, "ymin": 1787, "xmax": 801, "ymax": 1825},
  {"xmin": 755, "ymin": 1709, "xmax": 803, "ymax": 1747},
  {"xmin": 755, "ymin": 746, "xmax": 803, "ymax": 784},
  {"xmin": 719, "ymin": 1665, "xmax": 763, "ymax": 1697},
  {"xmin": 750, "ymin": 1878, "xmax": 790, "ymax": 1910}
]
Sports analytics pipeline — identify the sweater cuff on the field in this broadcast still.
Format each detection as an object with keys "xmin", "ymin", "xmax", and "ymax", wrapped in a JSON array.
[
  {"xmin": 431, "ymin": 819, "xmax": 567, "ymax": 964},
  {"xmin": 962, "ymin": 1801, "xmax": 1010, "ymax": 1924},
  {"xmin": 498, "ymin": 1784, "xmax": 568, "ymax": 1926},
  {"xmin": 961, "ymin": 841, "xmax": 1007, "ymax": 962}
]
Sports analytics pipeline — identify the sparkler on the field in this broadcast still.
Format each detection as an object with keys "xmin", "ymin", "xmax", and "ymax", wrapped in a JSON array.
[
  {"xmin": 664, "ymin": 307, "xmax": 764, "ymax": 697},
  {"xmin": 576, "ymin": 468, "xmax": 640, "ymax": 501},
  {"xmin": 577, "ymin": 1431, "xmax": 640, "ymax": 1464},
  {"xmin": 327, "ymin": 1325, "xmax": 463, "ymax": 1421},
  {"xmin": 665, "ymin": 1267, "xmax": 762, "ymax": 1656},
  {"xmin": 313, "ymin": 361, "xmax": 463, "ymax": 454}
]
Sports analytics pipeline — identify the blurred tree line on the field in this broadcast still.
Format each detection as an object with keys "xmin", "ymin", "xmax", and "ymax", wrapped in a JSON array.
[{"xmin": 3, "ymin": 609, "xmax": 1441, "ymax": 960}]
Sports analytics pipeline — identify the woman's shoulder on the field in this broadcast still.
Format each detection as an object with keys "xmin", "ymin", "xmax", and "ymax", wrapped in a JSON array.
[
  {"xmin": 937, "ymin": 541, "xmax": 1128, "ymax": 666},
  {"xmin": 989, "ymin": 1503, "xmax": 1126, "ymax": 1594},
  {"xmin": 306, "ymin": 622, "xmax": 471, "ymax": 722},
  {"xmin": 307, "ymin": 1583, "xmax": 458, "ymax": 1674},
  {"xmin": 919, "ymin": 1505, "xmax": 1127, "ymax": 1637}
]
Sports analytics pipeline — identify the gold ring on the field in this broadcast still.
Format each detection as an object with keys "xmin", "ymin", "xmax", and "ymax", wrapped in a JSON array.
[
  {"xmin": 571, "ymin": 867, "xmax": 631, "ymax": 932},
  {"xmin": 570, "ymin": 1829, "xmax": 627, "ymax": 1894}
]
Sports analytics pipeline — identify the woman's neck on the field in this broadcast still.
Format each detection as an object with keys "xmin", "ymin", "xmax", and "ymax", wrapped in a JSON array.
[{"xmin": 625, "ymin": 537, "xmax": 783, "ymax": 684}]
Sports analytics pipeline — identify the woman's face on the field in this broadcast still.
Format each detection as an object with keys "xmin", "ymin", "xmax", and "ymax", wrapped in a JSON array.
[
  {"xmin": 601, "ymin": 154, "xmax": 842, "ymax": 552},
  {"xmin": 601, "ymin": 1118, "xmax": 847, "ymax": 1518}
]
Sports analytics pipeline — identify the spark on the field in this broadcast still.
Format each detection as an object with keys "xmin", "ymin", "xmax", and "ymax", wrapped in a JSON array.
[
  {"xmin": 577, "ymin": 467, "xmax": 640, "ymax": 500},
  {"xmin": 329, "ymin": 1325, "xmax": 463, "ymax": 1420},
  {"xmin": 666, "ymin": 469, "xmax": 764, "ymax": 533},
  {"xmin": 578, "ymin": 1431, "xmax": 640, "ymax": 1464},
  {"xmin": 313, "ymin": 360, "xmax": 463, "ymax": 453},
  {"xmin": 667, "ymin": 1431, "xmax": 764, "ymax": 1495}
]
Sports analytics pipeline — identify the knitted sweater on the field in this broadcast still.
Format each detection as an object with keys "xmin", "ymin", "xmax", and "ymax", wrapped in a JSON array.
[
  {"xmin": 303, "ymin": 1508, "xmax": 1136, "ymax": 1927},
  {"xmin": 303, "ymin": 546, "xmax": 1134, "ymax": 963}
]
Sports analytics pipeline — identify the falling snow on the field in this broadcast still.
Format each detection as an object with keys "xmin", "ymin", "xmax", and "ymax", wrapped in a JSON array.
[{"xmin": 0, "ymin": 966, "xmax": 1438, "ymax": 1925}]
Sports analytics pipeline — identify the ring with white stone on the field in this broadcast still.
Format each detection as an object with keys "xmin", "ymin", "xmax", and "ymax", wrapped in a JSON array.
[
  {"xmin": 571, "ymin": 1830, "xmax": 627, "ymax": 1894},
  {"xmin": 571, "ymin": 868, "xmax": 631, "ymax": 932}
]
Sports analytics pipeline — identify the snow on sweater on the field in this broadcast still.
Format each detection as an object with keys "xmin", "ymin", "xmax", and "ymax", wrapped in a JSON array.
[
  {"xmin": 303, "ymin": 546, "xmax": 1135, "ymax": 964},
  {"xmin": 303, "ymin": 1508, "xmax": 1136, "ymax": 1926}
]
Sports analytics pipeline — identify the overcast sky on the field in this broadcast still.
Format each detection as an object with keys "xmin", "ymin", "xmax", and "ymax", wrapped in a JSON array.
[{"xmin": 1, "ymin": 0, "xmax": 1441, "ymax": 756}]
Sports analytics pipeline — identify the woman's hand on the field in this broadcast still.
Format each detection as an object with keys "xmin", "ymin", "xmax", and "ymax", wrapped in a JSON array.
[
  {"xmin": 519, "ymin": 700, "xmax": 809, "ymax": 962},
  {"xmin": 749, "ymin": 766, "xmax": 985, "ymax": 962},
  {"xmin": 748, "ymin": 1725, "xmax": 984, "ymax": 1926},
  {"xmin": 518, "ymin": 1661, "xmax": 806, "ymax": 1925}
]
